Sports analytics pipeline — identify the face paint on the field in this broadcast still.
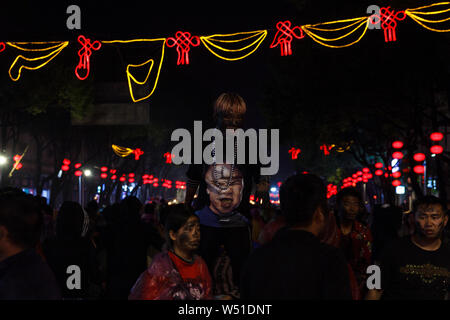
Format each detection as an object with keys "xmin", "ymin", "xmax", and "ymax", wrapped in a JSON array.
[
  {"xmin": 173, "ymin": 216, "xmax": 201, "ymax": 256},
  {"xmin": 205, "ymin": 164, "xmax": 243, "ymax": 215}
]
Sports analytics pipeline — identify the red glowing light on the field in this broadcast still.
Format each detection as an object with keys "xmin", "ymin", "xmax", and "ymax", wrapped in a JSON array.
[
  {"xmin": 101, "ymin": 166, "xmax": 108, "ymax": 172},
  {"xmin": 16, "ymin": 163, "xmax": 23, "ymax": 170},
  {"xmin": 13, "ymin": 155, "xmax": 21, "ymax": 162},
  {"xmin": 362, "ymin": 178, "xmax": 368, "ymax": 183},
  {"xmin": 357, "ymin": 171, "xmax": 363, "ymax": 176},
  {"xmin": 128, "ymin": 173, "xmax": 135, "ymax": 178},
  {"xmin": 270, "ymin": 20, "xmax": 304, "ymax": 56},
  {"xmin": 166, "ymin": 31, "xmax": 201, "ymax": 65},
  {"xmin": 392, "ymin": 180, "xmax": 401, "ymax": 187},
  {"xmin": 430, "ymin": 145, "xmax": 443, "ymax": 154},
  {"xmin": 119, "ymin": 176, "xmax": 126, "ymax": 182},
  {"xmin": 153, "ymin": 183, "xmax": 159, "ymax": 187},
  {"xmin": 370, "ymin": 7, "xmax": 406, "ymax": 42},
  {"xmin": 111, "ymin": 175, "xmax": 117, "ymax": 180},
  {"xmin": 110, "ymin": 169, "xmax": 117, "ymax": 174},
  {"xmin": 143, "ymin": 174, "xmax": 149, "ymax": 179},
  {"xmin": 352, "ymin": 174, "xmax": 357, "ymax": 179},
  {"xmin": 288, "ymin": 147, "xmax": 301, "ymax": 160},
  {"xmin": 0, "ymin": 42, "xmax": 5, "ymax": 53},
  {"xmin": 164, "ymin": 152, "xmax": 172, "ymax": 164},
  {"xmin": 74, "ymin": 163, "xmax": 82, "ymax": 169},
  {"xmin": 63, "ymin": 159, "xmax": 71, "ymax": 165},
  {"xmin": 133, "ymin": 148, "xmax": 144, "ymax": 160},
  {"xmin": 392, "ymin": 141, "xmax": 404, "ymax": 149},
  {"xmin": 413, "ymin": 153, "xmax": 426, "ymax": 162},
  {"xmin": 384, "ymin": 173, "xmax": 389, "ymax": 178},
  {"xmin": 75, "ymin": 35, "xmax": 101, "ymax": 80},
  {"xmin": 75, "ymin": 170, "xmax": 83, "ymax": 177},
  {"xmin": 101, "ymin": 173, "xmax": 108, "ymax": 179},
  {"xmin": 129, "ymin": 178, "xmax": 135, "ymax": 183},
  {"xmin": 375, "ymin": 162, "xmax": 383, "ymax": 169},
  {"xmin": 320, "ymin": 144, "xmax": 333, "ymax": 156},
  {"xmin": 392, "ymin": 171, "xmax": 401, "ymax": 178},
  {"xmin": 413, "ymin": 165, "xmax": 425, "ymax": 175},
  {"xmin": 392, "ymin": 151, "xmax": 404, "ymax": 159},
  {"xmin": 61, "ymin": 165, "xmax": 69, "ymax": 171},
  {"xmin": 430, "ymin": 132, "xmax": 444, "ymax": 142},
  {"xmin": 357, "ymin": 177, "xmax": 363, "ymax": 182},
  {"xmin": 362, "ymin": 168, "xmax": 370, "ymax": 173}
]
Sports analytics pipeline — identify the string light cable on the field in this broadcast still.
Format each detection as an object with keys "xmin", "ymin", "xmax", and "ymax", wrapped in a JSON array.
[{"xmin": 405, "ymin": 2, "xmax": 450, "ymax": 32}]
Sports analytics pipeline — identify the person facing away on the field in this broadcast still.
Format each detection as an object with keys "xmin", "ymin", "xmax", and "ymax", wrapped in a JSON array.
[
  {"xmin": 129, "ymin": 204, "xmax": 212, "ymax": 300},
  {"xmin": 0, "ymin": 188, "xmax": 61, "ymax": 299},
  {"xmin": 366, "ymin": 196, "xmax": 450, "ymax": 300},
  {"xmin": 335, "ymin": 188, "xmax": 373, "ymax": 297},
  {"xmin": 240, "ymin": 173, "xmax": 352, "ymax": 300},
  {"xmin": 42, "ymin": 201, "xmax": 100, "ymax": 300},
  {"xmin": 185, "ymin": 92, "xmax": 260, "ymax": 220}
]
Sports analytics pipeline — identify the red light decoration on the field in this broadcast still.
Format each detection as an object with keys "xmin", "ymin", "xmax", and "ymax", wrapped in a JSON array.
[
  {"xmin": 166, "ymin": 31, "xmax": 201, "ymax": 65},
  {"xmin": 367, "ymin": 173, "xmax": 373, "ymax": 179},
  {"xmin": 153, "ymin": 183, "xmax": 159, "ymax": 187},
  {"xmin": 270, "ymin": 20, "xmax": 304, "ymax": 56},
  {"xmin": 143, "ymin": 174, "xmax": 149, "ymax": 179},
  {"xmin": 392, "ymin": 180, "xmax": 401, "ymax": 187},
  {"xmin": 129, "ymin": 178, "xmax": 135, "ymax": 183},
  {"xmin": 362, "ymin": 178, "xmax": 368, "ymax": 183},
  {"xmin": 111, "ymin": 175, "xmax": 117, "ymax": 180},
  {"xmin": 392, "ymin": 141, "xmax": 404, "ymax": 149},
  {"xmin": 15, "ymin": 163, "xmax": 23, "ymax": 170},
  {"xmin": 0, "ymin": 42, "xmax": 5, "ymax": 53},
  {"xmin": 430, "ymin": 132, "xmax": 444, "ymax": 142},
  {"xmin": 392, "ymin": 151, "xmax": 404, "ymax": 159},
  {"xmin": 320, "ymin": 144, "xmax": 333, "ymax": 156},
  {"xmin": 63, "ymin": 159, "xmax": 71, "ymax": 165},
  {"xmin": 13, "ymin": 155, "xmax": 21, "ymax": 162},
  {"xmin": 164, "ymin": 152, "xmax": 172, "ymax": 164},
  {"xmin": 362, "ymin": 168, "xmax": 370, "ymax": 173},
  {"xmin": 101, "ymin": 166, "xmax": 108, "ymax": 172},
  {"xmin": 375, "ymin": 162, "xmax": 383, "ymax": 169},
  {"xmin": 74, "ymin": 163, "xmax": 82, "ymax": 169},
  {"xmin": 370, "ymin": 7, "xmax": 406, "ymax": 42},
  {"xmin": 413, "ymin": 165, "xmax": 425, "ymax": 175},
  {"xmin": 101, "ymin": 173, "xmax": 108, "ymax": 179},
  {"xmin": 375, "ymin": 170, "xmax": 383, "ymax": 176},
  {"xmin": 384, "ymin": 173, "xmax": 389, "ymax": 178},
  {"xmin": 357, "ymin": 171, "xmax": 363, "ymax": 176},
  {"xmin": 75, "ymin": 35, "xmax": 101, "ymax": 80},
  {"xmin": 119, "ymin": 176, "xmax": 126, "ymax": 182},
  {"xmin": 61, "ymin": 165, "xmax": 69, "ymax": 171},
  {"xmin": 357, "ymin": 177, "xmax": 363, "ymax": 182},
  {"xmin": 352, "ymin": 174, "xmax": 357, "ymax": 179},
  {"xmin": 75, "ymin": 170, "xmax": 83, "ymax": 177},
  {"xmin": 110, "ymin": 169, "xmax": 117, "ymax": 174},
  {"xmin": 128, "ymin": 173, "xmax": 135, "ymax": 178},
  {"xmin": 288, "ymin": 147, "xmax": 301, "ymax": 160},
  {"xmin": 430, "ymin": 145, "xmax": 444, "ymax": 154},
  {"xmin": 392, "ymin": 171, "xmax": 401, "ymax": 178},
  {"xmin": 413, "ymin": 153, "xmax": 426, "ymax": 162},
  {"xmin": 132, "ymin": 148, "xmax": 144, "ymax": 160}
]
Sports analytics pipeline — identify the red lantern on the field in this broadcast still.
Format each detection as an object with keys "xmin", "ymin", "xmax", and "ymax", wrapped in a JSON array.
[
  {"xmin": 110, "ymin": 169, "xmax": 117, "ymax": 174},
  {"xmin": 375, "ymin": 170, "xmax": 383, "ymax": 176},
  {"xmin": 392, "ymin": 171, "xmax": 401, "ymax": 178},
  {"xmin": 61, "ymin": 165, "xmax": 69, "ymax": 171},
  {"xmin": 413, "ymin": 153, "xmax": 426, "ymax": 162},
  {"xmin": 129, "ymin": 178, "xmax": 135, "ymax": 183},
  {"xmin": 352, "ymin": 174, "xmax": 357, "ymax": 179},
  {"xmin": 375, "ymin": 162, "xmax": 383, "ymax": 169},
  {"xmin": 74, "ymin": 163, "xmax": 82, "ymax": 169},
  {"xmin": 392, "ymin": 180, "xmax": 401, "ymax": 187},
  {"xmin": 357, "ymin": 177, "xmax": 363, "ymax": 182},
  {"xmin": 413, "ymin": 165, "xmax": 425, "ymax": 175},
  {"xmin": 357, "ymin": 171, "xmax": 363, "ymax": 176},
  {"xmin": 153, "ymin": 183, "xmax": 159, "ymax": 187},
  {"xmin": 363, "ymin": 178, "xmax": 368, "ymax": 183},
  {"xmin": 13, "ymin": 155, "xmax": 21, "ymax": 162},
  {"xmin": 101, "ymin": 166, "xmax": 108, "ymax": 172},
  {"xmin": 75, "ymin": 170, "xmax": 83, "ymax": 177},
  {"xmin": 128, "ymin": 173, "xmax": 135, "ymax": 178},
  {"xmin": 362, "ymin": 168, "xmax": 370, "ymax": 173},
  {"xmin": 430, "ymin": 145, "xmax": 443, "ymax": 154},
  {"xmin": 119, "ymin": 176, "xmax": 126, "ymax": 182},
  {"xmin": 367, "ymin": 173, "xmax": 373, "ymax": 179},
  {"xmin": 384, "ymin": 173, "xmax": 389, "ymax": 178},
  {"xmin": 430, "ymin": 132, "xmax": 444, "ymax": 142},
  {"xmin": 111, "ymin": 175, "xmax": 117, "ymax": 180},
  {"xmin": 101, "ymin": 173, "xmax": 108, "ymax": 179},
  {"xmin": 392, "ymin": 141, "xmax": 403, "ymax": 149},
  {"xmin": 63, "ymin": 159, "xmax": 71, "ymax": 165},
  {"xmin": 392, "ymin": 152, "xmax": 404, "ymax": 159}
]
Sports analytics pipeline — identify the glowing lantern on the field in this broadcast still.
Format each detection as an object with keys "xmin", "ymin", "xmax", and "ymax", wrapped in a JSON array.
[
  {"xmin": 101, "ymin": 166, "xmax": 108, "ymax": 172},
  {"xmin": 430, "ymin": 145, "xmax": 443, "ymax": 154},
  {"xmin": 375, "ymin": 162, "xmax": 383, "ymax": 169},
  {"xmin": 63, "ymin": 159, "xmax": 71, "ymax": 165},
  {"xmin": 357, "ymin": 171, "xmax": 363, "ymax": 176},
  {"xmin": 413, "ymin": 165, "xmax": 425, "ymax": 174},
  {"xmin": 363, "ymin": 178, "xmax": 368, "ymax": 183},
  {"xmin": 153, "ymin": 183, "xmax": 159, "ymax": 187},
  {"xmin": 392, "ymin": 141, "xmax": 403, "ymax": 149},
  {"xmin": 128, "ymin": 173, "xmax": 135, "ymax": 178},
  {"xmin": 392, "ymin": 180, "xmax": 401, "ymax": 187},
  {"xmin": 375, "ymin": 170, "xmax": 383, "ymax": 176},
  {"xmin": 357, "ymin": 177, "xmax": 363, "ymax": 182},
  {"xmin": 101, "ymin": 173, "xmax": 108, "ymax": 179},
  {"xmin": 362, "ymin": 168, "xmax": 370, "ymax": 173},
  {"xmin": 61, "ymin": 165, "xmax": 69, "ymax": 171},
  {"xmin": 119, "ymin": 176, "xmax": 126, "ymax": 182},
  {"xmin": 392, "ymin": 152, "xmax": 404, "ymax": 159},
  {"xmin": 392, "ymin": 171, "xmax": 401, "ymax": 178},
  {"xmin": 352, "ymin": 174, "xmax": 357, "ymax": 179},
  {"xmin": 75, "ymin": 170, "xmax": 83, "ymax": 177},
  {"xmin": 129, "ymin": 178, "xmax": 135, "ymax": 183},
  {"xmin": 111, "ymin": 175, "xmax": 117, "ymax": 180},
  {"xmin": 110, "ymin": 169, "xmax": 117, "ymax": 174},
  {"xmin": 367, "ymin": 174, "xmax": 373, "ymax": 179},
  {"xmin": 413, "ymin": 153, "xmax": 425, "ymax": 162},
  {"xmin": 74, "ymin": 163, "xmax": 82, "ymax": 169},
  {"xmin": 430, "ymin": 132, "xmax": 443, "ymax": 142}
]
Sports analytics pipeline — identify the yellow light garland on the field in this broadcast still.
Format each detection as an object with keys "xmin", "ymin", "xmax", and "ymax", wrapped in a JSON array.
[
  {"xmin": 7, "ymin": 42, "xmax": 69, "ymax": 81},
  {"xmin": 406, "ymin": 2, "xmax": 450, "ymax": 32},
  {"xmin": 112, "ymin": 144, "xmax": 134, "ymax": 157},
  {"xmin": 200, "ymin": 30, "xmax": 267, "ymax": 61}
]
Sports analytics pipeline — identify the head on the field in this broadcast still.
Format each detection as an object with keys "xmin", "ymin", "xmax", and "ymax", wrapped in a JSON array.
[
  {"xmin": 0, "ymin": 188, "xmax": 43, "ymax": 259},
  {"xmin": 205, "ymin": 163, "xmax": 244, "ymax": 215},
  {"xmin": 336, "ymin": 188, "xmax": 363, "ymax": 222},
  {"xmin": 56, "ymin": 201, "xmax": 89, "ymax": 240},
  {"xmin": 164, "ymin": 204, "xmax": 200, "ymax": 254},
  {"xmin": 119, "ymin": 196, "xmax": 143, "ymax": 222},
  {"xmin": 280, "ymin": 173, "xmax": 329, "ymax": 236},
  {"xmin": 213, "ymin": 93, "xmax": 247, "ymax": 130},
  {"xmin": 413, "ymin": 196, "xmax": 448, "ymax": 240}
]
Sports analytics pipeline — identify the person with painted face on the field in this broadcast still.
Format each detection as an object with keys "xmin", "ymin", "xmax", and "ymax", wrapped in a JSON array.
[
  {"xmin": 367, "ymin": 196, "xmax": 450, "ymax": 300},
  {"xmin": 335, "ymin": 187, "xmax": 373, "ymax": 298},
  {"xmin": 129, "ymin": 204, "xmax": 212, "ymax": 300},
  {"xmin": 195, "ymin": 163, "xmax": 251, "ymax": 299}
]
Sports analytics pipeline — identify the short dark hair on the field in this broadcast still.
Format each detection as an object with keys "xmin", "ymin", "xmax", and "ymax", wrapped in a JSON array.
[
  {"xmin": 56, "ymin": 201, "xmax": 86, "ymax": 240},
  {"xmin": 0, "ymin": 188, "xmax": 42, "ymax": 248},
  {"xmin": 163, "ymin": 204, "xmax": 198, "ymax": 249},
  {"xmin": 413, "ymin": 196, "xmax": 447, "ymax": 215},
  {"xmin": 335, "ymin": 187, "xmax": 362, "ymax": 209},
  {"xmin": 279, "ymin": 173, "xmax": 328, "ymax": 227}
]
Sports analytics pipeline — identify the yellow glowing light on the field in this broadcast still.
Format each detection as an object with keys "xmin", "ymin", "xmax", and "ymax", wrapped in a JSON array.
[
  {"xmin": 103, "ymin": 38, "xmax": 166, "ymax": 102},
  {"xmin": 406, "ymin": 2, "xmax": 450, "ymax": 32},
  {"xmin": 200, "ymin": 30, "xmax": 267, "ymax": 61},
  {"xmin": 301, "ymin": 17, "xmax": 369, "ymax": 48},
  {"xmin": 7, "ymin": 42, "xmax": 69, "ymax": 81},
  {"xmin": 112, "ymin": 144, "xmax": 134, "ymax": 157}
]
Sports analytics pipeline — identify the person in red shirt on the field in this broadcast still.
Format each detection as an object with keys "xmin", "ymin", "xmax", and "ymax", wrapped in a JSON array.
[{"xmin": 129, "ymin": 204, "xmax": 212, "ymax": 300}]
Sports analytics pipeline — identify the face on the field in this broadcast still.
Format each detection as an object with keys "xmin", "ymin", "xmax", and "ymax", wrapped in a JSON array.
[
  {"xmin": 170, "ymin": 216, "xmax": 201, "ymax": 253},
  {"xmin": 205, "ymin": 164, "xmax": 244, "ymax": 215},
  {"xmin": 340, "ymin": 195, "xmax": 360, "ymax": 221},
  {"xmin": 414, "ymin": 204, "xmax": 448, "ymax": 240}
]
